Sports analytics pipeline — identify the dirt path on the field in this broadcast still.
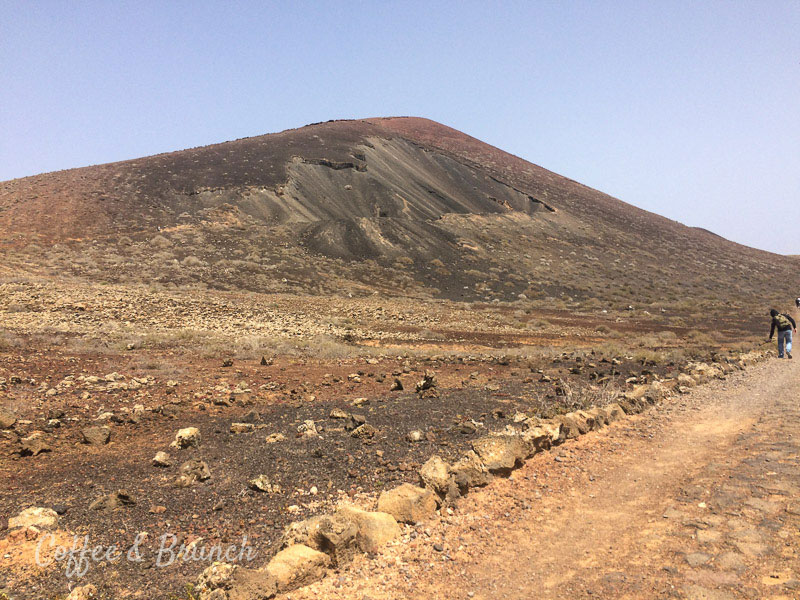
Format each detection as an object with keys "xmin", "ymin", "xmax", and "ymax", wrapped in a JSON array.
[{"xmin": 289, "ymin": 358, "xmax": 800, "ymax": 600}]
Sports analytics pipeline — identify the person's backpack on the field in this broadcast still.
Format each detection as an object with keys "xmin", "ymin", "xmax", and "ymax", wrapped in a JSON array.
[{"xmin": 776, "ymin": 314, "xmax": 792, "ymax": 329}]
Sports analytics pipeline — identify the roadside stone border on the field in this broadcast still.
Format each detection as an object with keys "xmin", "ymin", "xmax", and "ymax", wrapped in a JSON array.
[{"xmin": 191, "ymin": 353, "xmax": 767, "ymax": 599}]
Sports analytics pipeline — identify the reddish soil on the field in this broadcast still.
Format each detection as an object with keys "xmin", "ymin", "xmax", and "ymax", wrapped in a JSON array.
[
  {"xmin": 288, "ymin": 358, "xmax": 800, "ymax": 600},
  {"xmin": 1, "ymin": 336, "xmax": 698, "ymax": 599}
]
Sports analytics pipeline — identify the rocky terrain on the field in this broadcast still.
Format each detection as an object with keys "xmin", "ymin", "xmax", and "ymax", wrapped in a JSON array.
[
  {"xmin": 0, "ymin": 118, "xmax": 797, "ymax": 599},
  {"xmin": 0, "ymin": 284, "xmax": 772, "ymax": 599}
]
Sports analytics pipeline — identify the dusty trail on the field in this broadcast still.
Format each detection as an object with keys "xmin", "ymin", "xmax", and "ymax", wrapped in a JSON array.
[
  {"xmin": 290, "ymin": 357, "xmax": 800, "ymax": 600},
  {"xmin": 457, "ymin": 359, "xmax": 800, "ymax": 599}
]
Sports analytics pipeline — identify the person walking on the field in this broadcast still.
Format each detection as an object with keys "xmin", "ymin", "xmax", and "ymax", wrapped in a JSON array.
[{"xmin": 768, "ymin": 309, "xmax": 797, "ymax": 359}]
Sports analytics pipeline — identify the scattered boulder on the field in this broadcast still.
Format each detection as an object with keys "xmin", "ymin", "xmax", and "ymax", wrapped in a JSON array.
[
  {"xmin": 344, "ymin": 413, "xmax": 366, "ymax": 432},
  {"xmin": 260, "ymin": 356, "xmax": 273, "ymax": 366},
  {"xmin": 563, "ymin": 412, "xmax": 591, "ymax": 434},
  {"xmin": 336, "ymin": 506, "xmax": 401, "ymax": 553},
  {"xmin": 677, "ymin": 373, "xmax": 697, "ymax": 387},
  {"xmin": 390, "ymin": 378, "xmax": 403, "ymax": 391},
  {"xmin": 573, "ymin": 410, "xmax": 602, "ymax": 431},
  {"xmin": 472, "ymin": 434, "xmax": 529, "ymax": 473},
  {"xmin": 265, "ymin": 544, "xmax": 330, "ymax": 593},
  {"xmin": 350, "ymin": 424, "xmax": 377, "ymax": 439},
  {"xmin": 0, "ymin": 408, "xmax": 16, "ymax": 429},
  {"xmin": 418, "ymin": 455, "xmax": 452, "ymax": 496},
  {"xmin": 153, "ymin": 451, "xmax": 173, "ymax": 467},
  {"xmin": 249, "ymin": 475, "xmax": 281, "ymax": 494},
  {"xmin": 195, "ymin": 561, "xmax": 277, "ymax": 600},
  {"xmin": 604, "ymin": 403, "xmax": 626, "ymax": 422},
  {"xmin": 315, "ymin": 514, "xmax": 359, "ymax": 566},
  {"xmin": 81, "ymin": 426, "xmax": 111, "ymax": 446},
  {"xmin": 9, "ymin": 507, "xmax": 59, "ymax": 530},
  {"xmin": 550, "ymin": 414, "xmax": 582, "ymax": 439},
  {"xmin": 20, "ymin": 432, "xmax": 51, "ymax": 456},
  {"xmin": 65, "ymin": 584, "xmax": 97, "ymax": 600},
  {"xmin": 329, "ymin": 408, "xmax": 349, "ymax": 420},
  {"xmin": 415, "ymin": 370, "xmax": 437, "ymax": 394},
  {"xmin": 450, "ymin": 450, "xmax": 492, "ymax": 491},
  {"xmin": 265, "ymin": 433, "xmax": 285, "ymax": 444},
  {"xmin": 297, "ymin": 420, "xmax": 318, "ymax": 438},
  {"xmin": 586, "ymin": 406, "xmax": 610, "ymax": 426},
  {"xmin": 377, "ymin": 483, "xmax": 437, "ymax": 524},
  {"xmin": 616, "ymin": 397, "xmax": 646, "ymax": 414},
  {"xmin": 171, "ymin": 427, "xmax": 201, "ymax": 449},
  {"xmin": 177, "ymin": 459, "xmax": 211, "ymax": 486},
  {"xmin": 230, "ymin": 423, "xmax": 255, "ymax": 434},
  {"xmin": 407, "ymin": 430, "xmax": 424, "ymax": 442},
  {"xmin": 281, "ymin": 516, "xmax": 325, "ymax": 549},
  {"xmin": 89, "ymin": 490, "xmax": 135, "ymax": 511},
  {"xmin": 521, "ymin": 423, "xmax": 559, "ymax": 452}
]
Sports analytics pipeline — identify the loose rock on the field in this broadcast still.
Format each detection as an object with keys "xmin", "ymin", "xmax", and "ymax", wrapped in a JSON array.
[
  {"xmin": 0, "ymin": 408, "xmax": 16, "ymax": 429},
  {"xmin": 265, "ymin": 544, "xmax": 330, "ymax": 593},
  {"xmin": 177, "ymin": 459, "xmax": 211, "ymax": 486},
  {"xmin": 195, "ymin": 561, "xmax": 277, "ymax": 600},
  {"xmin": 89, "ymin": 490, "xmax": 135, "ymax": 511},
  {"xmin": 20, "ymin": 432, "xmax": 51, "ymax": 456},
  {"xmin": 418, "ymin": 455, "xmax": 452, "ymax": 496},
  {"xmin": 336, "ymin": 506, "xmax": 401, "ymax": 553},
  {"xmin": 171, "ymin": 427, "xmax": 201, "ymax": 449},
  {"xmin": 152, "ymin": 451, "xmax": 173, "ymax": 467},
  {"xmin": 316, "ymin": 514, "xmax": 359, "ymax": 566},
  {"xmin": 377, "ymin": 483, "xmax": 437, "ymax": 524},
  {"xmin": 407, "ymin": 430, "xmax": 424, "ymax": 442},
  {"xmin": 65, "ymin": 584, "xmax": 97, "ymax": 600},
  {"xmin": 230, "ymin": 423, "xmax": 255, "ymax": 434},
  {"xmin": 472, "ymin": 434, "xmax": 529, "ymax": 473},
  {"xmin": 81, "ymin": 425, "xmax": 111, "ymax": 446},
  {"xmin": 450, "ymin": 450, "xmax": 492, "ymax": 491},
  {"xmin": 350, "ymin": 424, "xmax": 378, "ymax": 439},
  {"xmin": 249, "ymin": 475, "xmax": 281, "ymax": 494},
  {"xmin": 9, "ymin": 507, "xmax": 59, "ymax": 530}
]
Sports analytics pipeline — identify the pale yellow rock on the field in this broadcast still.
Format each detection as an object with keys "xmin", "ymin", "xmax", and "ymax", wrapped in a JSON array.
[
  {"xmin": 471, "ymin": 434, "xmax": 529, "ymax": 472},
  {"xmin": 336, "ymin": 505, "xmax": 402, "ymax": 552},
  {"xmin": 170, "ymin": 426, "xmax": 201, "ymax": 448},
  {"xmin": 66, "ymin": 584, "xmax": 97, "ymax": 600},
  {"xmin": 265, "ymin": 544, "xmax": 330, "ymax": 593},
  {"xmin": 377, "ymin": 483, "xmax": 437, "ymax": 524},
  {"xmin": 418, "ymin": 455, "xmax": 451, "ymax": 494},
  {"xmin": 9, "ymin": 506, "xmax": 59, "ymax": 530},
  {"xmin": 195, "ymin": 561, "xmax": 276, "ymax": 600}
]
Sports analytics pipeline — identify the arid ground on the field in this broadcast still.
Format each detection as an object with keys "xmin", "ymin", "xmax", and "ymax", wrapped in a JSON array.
[
  {"xmin": 287, "ymin": 346, "xmax": 800, "ymax": 600},
  {"xmin": 0, "ymin": 282, "xmax": 791, "ymax": 599},
  {"xmin": 1, "ymin": 118, "xmax": 798, "ymax": 599}
]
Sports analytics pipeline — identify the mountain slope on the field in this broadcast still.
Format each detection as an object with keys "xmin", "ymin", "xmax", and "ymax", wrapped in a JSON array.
[{"xmin": 0, "ymin": 117, "xmax": 795, "ymax": 309}]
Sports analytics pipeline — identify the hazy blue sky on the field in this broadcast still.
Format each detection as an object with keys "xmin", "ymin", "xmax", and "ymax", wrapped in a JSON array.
[{"xmin": 2, "ymin": 1, "xmax": 798, "ymax": 253}]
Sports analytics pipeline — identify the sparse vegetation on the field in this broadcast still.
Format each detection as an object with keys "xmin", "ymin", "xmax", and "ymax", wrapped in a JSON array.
[{"xmin": 0, "ymin": 117, "xmax": 791, "ymax": 599}]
